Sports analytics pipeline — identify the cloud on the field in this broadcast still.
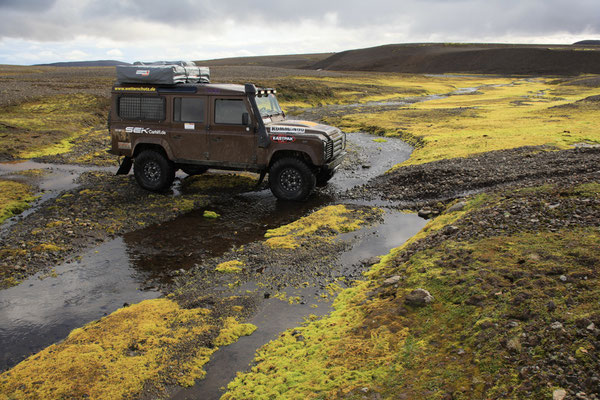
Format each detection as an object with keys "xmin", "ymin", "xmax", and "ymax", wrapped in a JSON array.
[
  {"xmin": 107, "ymin": 48, "xmax": 123, "ymax": 57},
  {"xmin": 0, "ymin": 0, "xmax": 599, "ymax": 64}
]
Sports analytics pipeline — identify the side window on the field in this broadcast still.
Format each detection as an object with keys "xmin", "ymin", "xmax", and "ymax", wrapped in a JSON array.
[
  {"xmin": 174, "ymin": 97, "xmax": 205, "ymax": 123},
  {"xmin": 118, "ymin": 95, "xmax": 165, "ymax": 121},
  {"xmin": 214, "ymin": 99, "xmax": 247, "ymax": 125}
]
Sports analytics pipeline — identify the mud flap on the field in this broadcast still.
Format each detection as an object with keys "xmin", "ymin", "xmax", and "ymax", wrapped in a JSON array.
[{"xmin": 116, "ymin": 156, "xmax": 133, "ymax": 175}]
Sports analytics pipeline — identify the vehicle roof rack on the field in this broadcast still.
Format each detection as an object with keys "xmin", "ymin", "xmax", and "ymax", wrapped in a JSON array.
[{"xmin": 116, "ymin": 61, "xmax": 209, "ymax": 85}]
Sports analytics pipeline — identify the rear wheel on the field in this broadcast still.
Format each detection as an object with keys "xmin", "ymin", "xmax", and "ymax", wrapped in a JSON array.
[
  {"xmin": 269, "ymin": 157, "xmax": 316, "ymax": 201},
  {"xmin": 134, "ymin": 150, "xmax": 175, "ymax": 192}
]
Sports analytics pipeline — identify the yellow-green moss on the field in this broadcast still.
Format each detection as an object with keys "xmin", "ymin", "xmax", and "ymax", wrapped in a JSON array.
[
  {"xmin": 264, "ymin": 204, "xmax": 381, "ymax": 249},
  {"xmin": 203, "ymin": 210, "xmax": 220, "ymax": 219},
  {"xmin": 372, "ymin": 138, "xmax": 388, "ymax": 143},
  {"xmin": 0, "ymin": 180, "xmax": 37, "ymax": 223},
  {"xmin": 316, "ymin": 75, "xmax": 600, "ymax": 167},
  {"xmin": 214, "ymin": 317, "xmax": 257, "ymax": 346},
  {"xmin": 215, "ymin": 260, "xmax": 244, "ymax": 273},
  {"xmin": 0, "ymin": 298, "xmax": 258, "ymax": 399},
  {"xmin": 0, "ymin": 94, "xmax": 108, "ymax": 159},
  {"xmin": 0, "ymin": 299, "xmax": 214, "ymax": 399}
]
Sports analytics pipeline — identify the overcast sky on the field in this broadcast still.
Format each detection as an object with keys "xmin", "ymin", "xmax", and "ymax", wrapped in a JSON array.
[{"xmin": 0, "ymin": 0, "xmax": 599, "ymax": 65}]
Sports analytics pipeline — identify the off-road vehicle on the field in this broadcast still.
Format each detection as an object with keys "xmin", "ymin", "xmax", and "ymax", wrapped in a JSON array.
[{"xmin": 108, "ymin": 62, "xmax": 346, "ymax": 201}]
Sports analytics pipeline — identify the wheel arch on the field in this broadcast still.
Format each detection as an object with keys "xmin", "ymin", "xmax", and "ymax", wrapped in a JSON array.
[
  {"xmin": 132, "ymin": 142, "xmax": 170, "ymax": 160},
  {"xmin": 268, "ymin": 150, "xmax": 314, "ymax": 169}
]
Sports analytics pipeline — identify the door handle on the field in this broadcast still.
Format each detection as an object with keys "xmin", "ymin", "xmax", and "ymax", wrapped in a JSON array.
[
  {"xmin": 173, "ymin": 135, "xmax": 183, "ymax": 139},
  {"xmin": 212, "ymin": 137, "xmax": 223, "ymax": 142}
]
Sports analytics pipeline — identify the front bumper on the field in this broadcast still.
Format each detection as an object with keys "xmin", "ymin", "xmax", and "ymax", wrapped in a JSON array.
[{"xmin": 324, "ymin": 151, "xmax": 346, "ymax": 172}]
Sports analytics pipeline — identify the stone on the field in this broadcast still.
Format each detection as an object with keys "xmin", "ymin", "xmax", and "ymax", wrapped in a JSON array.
[
  {"xmin": 383, "ymin": 275, "xmax": 402, "ymax": 286},
  {"xmin": 550, "ymin": 321, "xmax": 564, "ymax": 330},
  {"xmin": 405, "ymin": 288, "xmax": 434, "ymax": 307},
  {"xmin": 506, "ymin": 337, "xmax": 521, "ymax": 352},
  {"xmin": 448, "ymin": 201, "xmax": 467, "ymax": 212},
  {"xmin": 417, "ymin": 208, "xmax": 432, "ymax": 218},
  {"xmin": 446, "ymin": 225, "xmax": 460, "ymax": 234},
  {"xmin": 553, "ymin": 389, "xmax": 567, "ymax": 400},
  {"xmin": 559, "ymin": 275, "xmax": 568, "ymax": 282},
  {"xmin": 587, "ymin": 323, "xmax": 596, "ymax": 331}
]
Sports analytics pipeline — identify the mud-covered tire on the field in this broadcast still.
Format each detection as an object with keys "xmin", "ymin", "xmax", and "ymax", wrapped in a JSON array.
[
  {"xmin": 134, "ymin": 150, "xmax": 175, "ymax": 192},
  {"xmin": 316, "ymin": 169, "xmax": 335, "ymax": 187},
  {"xmin": 181, "ymin": 165, "xmax": 208, "ymax": 176},
  {"xmin": 269, "ymin": 157, "xmax": 316, "ymax": 201}
]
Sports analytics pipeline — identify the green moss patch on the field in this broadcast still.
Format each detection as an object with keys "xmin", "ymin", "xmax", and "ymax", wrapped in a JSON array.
[
  {"xmin": 0, "ymin": 180, "xmax": 37, "ymax": 224},
  {"xmin": 0, "ymin": 94, "xmax": 108, "ymax": 160},
  {"xmin": 0, "ymin": 298, "xmax": 256, "ymax": 399},
  {"xmin": 264, "ymin": 204, "xmax": 382, "ymax": 249}
]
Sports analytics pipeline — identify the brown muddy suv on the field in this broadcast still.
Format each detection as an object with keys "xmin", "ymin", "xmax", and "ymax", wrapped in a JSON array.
[{"xmin": 108, "ymin": 82, "xmax": 346, "ymax": 201}]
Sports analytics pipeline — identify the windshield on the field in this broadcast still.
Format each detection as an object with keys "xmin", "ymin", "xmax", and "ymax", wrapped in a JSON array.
[{"xmin": 255, "ymin": 93, "xmax": 283, "ymax": 117}]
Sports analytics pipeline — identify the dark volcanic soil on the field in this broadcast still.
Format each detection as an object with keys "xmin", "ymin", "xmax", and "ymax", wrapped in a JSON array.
[
  {"xmin": 312, "ymin": 43, "xmax": 600, "ymax": 75},
  {"xmin": 349, "ymin": 145, "xmax": 600, "ymax": 212}
]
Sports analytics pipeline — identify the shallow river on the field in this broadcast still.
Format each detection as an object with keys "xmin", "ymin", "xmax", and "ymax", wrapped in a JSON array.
[{"xmin": 0, "ymin": 132, "xmax": 426, "ymax": 399}]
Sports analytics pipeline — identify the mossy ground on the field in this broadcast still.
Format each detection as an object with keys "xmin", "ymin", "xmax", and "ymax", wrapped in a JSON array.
[
  {"xmin": 0, "ymin": 94, "xmax": 109, "ymax": 160},
  {"xmin": 223, "ymin": 181, "xmax": 600, "ymax": 399},
  {"xmin": 0, "ymin": 297, "xmax": 256, "ymax": 400},
  {"xmin": 181, "ymin": 172, "xmax": 258, "ymax": 194},
  {"xmin": 306, "ymin": 75, "xmax": 600, "ymax": 166},
  {"xmin": 264, "ymin": 204, "xmax": 382, "ymax": 249},
  {"xmin": 0, "ymin": 179, "xmax": 37, "ymax": 223}
]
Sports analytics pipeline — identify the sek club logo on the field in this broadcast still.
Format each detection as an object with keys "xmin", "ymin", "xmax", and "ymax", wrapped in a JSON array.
[{"xmin": 125, "ymin": 127, "xmax": 166, "ymax": 135}]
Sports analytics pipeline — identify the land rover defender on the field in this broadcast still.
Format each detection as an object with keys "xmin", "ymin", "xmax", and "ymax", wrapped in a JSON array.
[{"xmin": 108, "ymin": 63, "xmax": 346, "ymax": 201}]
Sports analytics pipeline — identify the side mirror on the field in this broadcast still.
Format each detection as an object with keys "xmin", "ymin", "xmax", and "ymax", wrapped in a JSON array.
[{"xmin": 242, "ymin": 112, "xmax": 249, "ymax": 126}]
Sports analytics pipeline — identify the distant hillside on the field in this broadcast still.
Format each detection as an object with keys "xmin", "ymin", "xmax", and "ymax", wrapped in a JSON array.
[
  {"xmin": 35, "ymin": 60, "xmax": 128, "ymax": 67},
  {"xmin": 196, "ymin": 53, "xmax": 332, "ymax": 69},
  {"xmin": 312, "ymin": 43, "xmax": 600, "ymax": 75},
  {"xmin": 573, "ymin": 40, "xmax": 600, "ymax": 45}
]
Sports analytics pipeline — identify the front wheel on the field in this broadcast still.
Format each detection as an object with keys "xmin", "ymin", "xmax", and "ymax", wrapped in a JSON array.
[
  {"xmin": 269, "ymin": 157, "xmax": 316, "ymax": 201},
  {"xmin": 134, "ymin": 150, "xmax": 175, "ymax": 192}
]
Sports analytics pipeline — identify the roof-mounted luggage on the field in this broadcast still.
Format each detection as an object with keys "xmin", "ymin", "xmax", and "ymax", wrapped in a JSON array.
[{"xmin": 116, "ymin": 61, "xmax": 210, "ymax": 85}]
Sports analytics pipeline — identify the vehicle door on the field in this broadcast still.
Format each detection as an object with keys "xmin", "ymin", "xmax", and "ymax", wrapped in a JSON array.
[
  {"xmin": 168, "ymin": 96, "xmax": 209, "ymax": 162},
  {"xmin": 208, "ymin": 96, "xmax": 256, "ymax": 165}
]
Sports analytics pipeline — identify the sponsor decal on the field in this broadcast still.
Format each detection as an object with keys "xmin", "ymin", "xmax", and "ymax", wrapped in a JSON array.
[
  {"xmin": 136, "ymin": 69, "xmax": 150, "ymax": 76},
  {"xmin": 271, "ymin": 134, "xmax": 296, "ymax": 143},
  {"xmin": 114, "ymin": 87, "xmax": 156, "ymax": 92},
  {"xmin": 184, "ymin": 123, "xmax": 195, "ymax": 130},
  {"xmin": 125, "ymin": 127, "xmax": 166, "ymax": 135},
  {"xmin": 118, "ymin": 142, "xmax": 132, "ymax": 150},
  {"xmin": 270, "ymin": 126, "xmax": 306, "ymax": 134}
]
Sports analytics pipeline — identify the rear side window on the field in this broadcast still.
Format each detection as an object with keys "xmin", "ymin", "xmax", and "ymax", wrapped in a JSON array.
[
  {"xmin": 174, "ymin": 97, "xmax": 205, "ymax": 123},
  {"xmin": 118, "ymin": 96, "xmax": 165, "ymax": 121},
  {"xmin": 215, "ymin": 99, "xmax": 247, "ymax": 125}
]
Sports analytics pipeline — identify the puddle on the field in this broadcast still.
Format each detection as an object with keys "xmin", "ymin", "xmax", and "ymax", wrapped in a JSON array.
[
  {"xmin": 0, "ymin": 132, "xmax": 420, "ymax": 379},
  {"xmin": 0, "ymin": 238, "xmax": 160, "ymax": 370}
]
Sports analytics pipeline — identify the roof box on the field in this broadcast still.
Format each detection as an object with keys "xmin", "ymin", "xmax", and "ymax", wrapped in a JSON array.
[{"xmin": 117, "ymin": 61, "xmax": 210, "ymax": 85}]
